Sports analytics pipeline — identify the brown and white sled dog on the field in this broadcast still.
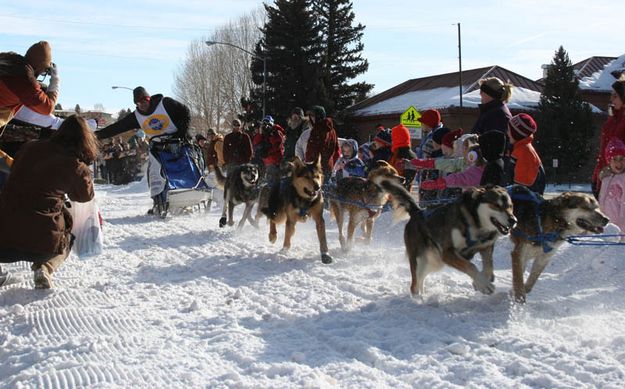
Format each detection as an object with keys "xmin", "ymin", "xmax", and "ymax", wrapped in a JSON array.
[
  {"xmin": 380, "ymin": 181, "xmax": 517, "ymax": 297},
  {"xmin": 255, "ymin": 156, "xmax": 332, "ymax": 264},
  {"xmin": 214, "ymin": 163, "xmax": 260, "ymax": 229},
  {"xmin": 328, "ymin": 160, "xmax": 404, "ymax": 251},
  {"xmin": 506, "ymin": 186, "xmax": 609, "ymax": 303}
]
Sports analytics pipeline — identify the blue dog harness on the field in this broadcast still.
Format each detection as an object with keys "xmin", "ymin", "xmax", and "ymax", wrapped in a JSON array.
[{"xmin": 507, "ymin": 186, "xmax": 561, "ymax": 253}]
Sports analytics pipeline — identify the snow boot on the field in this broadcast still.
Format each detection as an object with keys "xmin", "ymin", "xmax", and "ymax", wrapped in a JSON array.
[{"xmin": 33, "ymin": 267, "xmax": 53, "ymax": 289}]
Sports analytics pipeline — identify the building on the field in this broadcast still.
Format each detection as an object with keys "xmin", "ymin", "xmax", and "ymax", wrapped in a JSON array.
[
  {"xmin": 577, "ymin": 54, "xmax": 625, "ymax": 112},
  {"xmin": 342, "ymin": 65, "xmax": 543, "ymax": 144}
]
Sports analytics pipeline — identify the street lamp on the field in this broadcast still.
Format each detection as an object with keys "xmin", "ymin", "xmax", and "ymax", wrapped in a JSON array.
[
  {"xmin": 205, "ymin": 40, "xmax": 267, "ymax": 118},
  {"xmin": 111, "ymin": 86, "xmax": 133, "ymax": 91}
]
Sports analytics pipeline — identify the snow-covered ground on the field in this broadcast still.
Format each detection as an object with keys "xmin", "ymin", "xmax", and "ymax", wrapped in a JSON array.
[{"xmin": 1, "ymin": 181, "xmax": 625, "ymax": 388}]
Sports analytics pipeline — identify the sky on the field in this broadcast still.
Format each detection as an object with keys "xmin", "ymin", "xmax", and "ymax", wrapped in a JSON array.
[{"xmin": 1, "ymin": 0, "xmax": 622, "ymax": 115}]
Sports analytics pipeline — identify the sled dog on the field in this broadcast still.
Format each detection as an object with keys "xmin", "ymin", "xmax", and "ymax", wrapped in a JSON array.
[
  {"xmin": 507, "ymin": 186, "xmax": 609, "ymax": 303},
  {"xmin": 255, "ymin": 156, "xmax": 332, "ymax": 264},
  {"xmin": 214, "ymin": 163, "xmax": 260, "ymax": 229},
  {"xmin": 328, "ymin": 160, "xmax": 404, "ymax": 251},
  {"xmin": 380, "ymin": 181, "xmax": 517, "ymax": 296}
]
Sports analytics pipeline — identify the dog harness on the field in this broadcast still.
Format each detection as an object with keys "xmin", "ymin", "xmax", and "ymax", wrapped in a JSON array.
[{"xmin": 507, "ymin": 186, "xmax": 561, "ymax": 253}]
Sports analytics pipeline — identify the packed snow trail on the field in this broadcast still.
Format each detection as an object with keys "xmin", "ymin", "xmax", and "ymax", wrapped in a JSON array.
[{"xmin": 1, "ymin": 182, "xmax": 624, "ymax": 388}]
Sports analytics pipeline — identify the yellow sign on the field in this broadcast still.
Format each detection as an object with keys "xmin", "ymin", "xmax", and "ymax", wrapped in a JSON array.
[{"xmin": 400, "ymin": 106, "xmax": 422, "ymax": 128}]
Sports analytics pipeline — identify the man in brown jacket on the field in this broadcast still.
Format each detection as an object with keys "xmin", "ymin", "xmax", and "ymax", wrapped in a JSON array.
[
  {"xmin": 0, "ymin": 41, "xmax": 59, "ymax": 131},
  {"xmin": 202, "ymin": 128, "xmax": 225, "ymax": 172},
  {"xmin": 223, "ymin": 119, "xmax": 252, "ymax": 174}
]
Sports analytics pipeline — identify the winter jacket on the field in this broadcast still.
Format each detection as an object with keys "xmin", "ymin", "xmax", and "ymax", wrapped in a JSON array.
[
  {"xmin": 284, "ymin": 120, "xmax": 310, "ymax": 160},
  {"xmin": 253, "ymin": 124, "xmax": 285, "ymax": 167},
  {"xmin": 203, "ymin": 134, "xmax": 224, "ymax": 170},
  {"xmin": 95, "ymin": 94, "xmax": 191, "ymax": 140},
  {"xmin": 598, "ymin": 172, "xmax": 625, "ymax": 233},
  {"xmin": 295, "ymin": 129, "xmax": 311, "ymax": 161},
  {"xmin": 444, "ymin": 164, "xmax": 485, "ymax": 190},
  {"xmin": 480, "ymin": 158, "xmax": 508, "ymax": 187},
  {"xmin": 333, "ymin": 139, "xmax": 366, "ymax": 180},
  {"xmin": 471, "ymin": 99, "xmax": 512, "ymax": 136},
  {"xmin": 305, "ymin": 118, "xmax": 340, "ymax": 175},
  {"xmin": 0, "ymin": 140, "xmax": 94, "ymax": 256},
  {"xmin": 0, "ymin": 52, "xmax": 57, "ymax": 128},
  {"xmin": 593, "ymin": 107, "xmax": 625, "ymax": 189},
  {"xmin": 508, "ymin": 136, "xmax": 545, "ymax": 194},
  {"xmin": 223, "ymin": 131, "xmax": 253, "ymax": 166},
  {"xmin": 391, "ymin": 124, "xmax": 411, "ymax": 153}
]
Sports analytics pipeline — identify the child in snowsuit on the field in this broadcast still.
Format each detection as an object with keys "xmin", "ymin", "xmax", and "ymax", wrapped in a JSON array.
[
  {"xmin": 506, "ymin": 113, "xmax": 545, "ymax": 194},
  {"xmin": 333, "ymin": 138, "xmax": 366, "ymax": 181}
]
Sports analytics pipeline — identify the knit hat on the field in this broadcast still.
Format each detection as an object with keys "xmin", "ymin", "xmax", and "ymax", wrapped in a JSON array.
[
  {"xmin": 25, "ymin": 41, "xmax": 52, "ymax": 73},
  {"xmin": 391, "ymin": 124, "xmax": 411, "ymax": 152},
  {"xmin": 612, "ymin": 80, "xmax": 625, "ymax": 103},
  {"xmin": 417, "ymin": 109, "xmax": 441, "ymax": 128},
  {"xmin": 133, "ymin": 86, "xmax": 150, "ymax": 103},
  {"xmin": 262, "ymin": 115, "xmax": 274, "ymax": 126},
  {"xmin": 309, "ymin": 105, "xmax": 326, "ymax": 120},
  {"xmin": 206, "ymin": 128, "xmax": 216, "ymax": 136},
  {"xmin": 291, "ymin": 107, "xmax": 304, "ymax": 117},
  {"xmin": 479, "ymin": 77, "xmax": 505, "ymax": 100},
  {"xmin": 508, "ymin": 113, "xmax": 537, "ymax": 141},
  {"xmin": 605, "ymin": 137, "xmax": 625, "ymax": 163},
  {"xmin": 232, "ymin": 119, "xmax": 242, "ymax": 127},
  {"xmin": 431, "ymin": 126, "xmax": 451, "ymax": 145},
  {"xmin": 195, "ymin": 134, "xmax": 207, "ymax": 142},
  {"xmin": 374, "ymin": 128, "xmax": 392, "ymax": 147},
  {"xmin": 441, "ymin": 128, "xmax": 463, "ymax": 149},
  {"xmin": 479, "ymin": 130, "xmax": 507, "ymax": 161}
]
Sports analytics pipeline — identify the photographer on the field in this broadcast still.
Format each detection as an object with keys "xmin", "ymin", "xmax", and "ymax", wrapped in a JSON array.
[
  {"xmin": 1, "ymin": 41, "xmax": 60, "ymax": 131},
  {"xmin": 253, "ymin": 115, "xmax": 285, "ymax": 185}
]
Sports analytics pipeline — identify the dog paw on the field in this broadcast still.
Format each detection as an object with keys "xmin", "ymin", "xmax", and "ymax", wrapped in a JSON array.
[
  {"xmin": 268, "ymin": 233, "xmax": 277, "ymax": 243},
  {"xmin": 321, "ymin": 253, "xmax": 333, "ymax": 264},
  {"xmin": 219, "ymin": 217, "xmax": 227, "ymax": 228},
  {"xmin": 472, "ymin": 279, "xmax": 495, "ymax": 295},
  {"xmin": 227, "ymin": 220, "xmax": 234, "ymax": 226}
]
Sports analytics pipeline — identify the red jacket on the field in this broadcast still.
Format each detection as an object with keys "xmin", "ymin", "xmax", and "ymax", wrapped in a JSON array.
[
  {"xmin": 253, "ymin": 124, "xmax": 285, "ymax": 167},
  {"xmin": 0, "ymin": 52, "xmax": 56, "ymax": 120},
  {"xmin": 305, "ymin": 118, "xmax": 340, "ymax": 175},
  {"xmin": 593, "ymin": 107, "xmax": 625, "ymax": 186}
]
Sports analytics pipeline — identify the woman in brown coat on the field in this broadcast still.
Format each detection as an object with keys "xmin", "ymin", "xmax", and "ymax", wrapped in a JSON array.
[{"xmin": 0, "ymin": 115, "xmax": 98, "ymax": 288}]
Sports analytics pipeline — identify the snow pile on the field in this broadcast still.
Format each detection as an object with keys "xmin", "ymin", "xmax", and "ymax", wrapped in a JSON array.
[
  {"xmin": 1, "ymin": 183, "xmax": 624, "ymax": 387},
  {"xmin": 578, "ymin": 54, "xmax": 625, "ymax": 91}
]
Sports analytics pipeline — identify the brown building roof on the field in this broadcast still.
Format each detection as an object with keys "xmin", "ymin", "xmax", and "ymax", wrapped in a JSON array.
[{"xmin": 573, "ymin": 56, "xmax": 617, "ymax": 79}]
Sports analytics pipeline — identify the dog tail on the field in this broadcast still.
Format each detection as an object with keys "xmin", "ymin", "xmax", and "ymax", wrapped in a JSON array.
[
  {"xmin": 378, "ymin": 179, "xmax": 422, "ymax": 219},
  {"xmin": 213, "ymin": 166, "xmax": 227, "ymax": 190}
]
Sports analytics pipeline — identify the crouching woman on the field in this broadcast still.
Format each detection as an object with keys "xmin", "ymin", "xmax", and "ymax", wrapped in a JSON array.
[{"xmin": 0, "ymin": 115, "xmax": 97, "ymax": 288}]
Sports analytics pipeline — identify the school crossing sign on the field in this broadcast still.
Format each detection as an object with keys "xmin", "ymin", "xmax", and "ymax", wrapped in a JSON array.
[{"xmin": 400, "ymin": 106, "xmax": 422, "ymax": 139}]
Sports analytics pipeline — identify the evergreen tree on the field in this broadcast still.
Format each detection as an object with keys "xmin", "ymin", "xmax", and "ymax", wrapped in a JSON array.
[
  {"xmin": 535, "ymin": 46, "xmax": 594, "ymax": 179},
  {"xmin": 251, "ymin": 0, "xmax": 324, "ymax": 123},
  {"xmin": 54, "ymin": 103, "xmax": 62, "ymax": 110},
  {"xmin": 313, "ymin": 0, "xmax": 373, "ymax": 114}
]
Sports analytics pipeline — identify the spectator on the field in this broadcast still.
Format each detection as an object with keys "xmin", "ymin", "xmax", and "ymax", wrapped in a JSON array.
[
  {"xmin": 333, "ymin": 139, "xmax": 366, "ymax": 181},
  {"xmin": 223, "ymin": 119, "xmax": 253, "ymax": 174},
  {"xmin": 389, "ymin": 124, "xmax": 417, "ymax": 189},
  {"xmin": 506, "ymin": 113, "xmax": 545, "ymax": 194},
  {"xmin": 0, "ymin": 116, "xmax": 97, "ymax": 289},
  {"xmin": 598, "ymin": 137, "xmax": 625, "ymax": 235},
  {"xmin": 592, "ymin": 77, "xmax": 625, "ymax": 196},
  {"xmin": 368, "ymin": 128, "xmax": 392, "ymax": 165},
  {"xmin": 305, "ymin": 106, "xmax": 340, "ymax": 181},
  {"xmin": 204, "ymin": 128, "xmax": 225, "ymax": 172},
  {"xmin": 416, "ymin": 109, "xmax": 442, "ymax": 159},
  {"xmin": 253, "ymin": 115, "xmax": 285, "ymax": 185},
  {"xmin": 471, "ymin": 77, "xmax": 513, "ymax": 136},
  {"xmin": 420, "ymin": 144, "xmax": 485, "ymax": 192},
  {"xmin": 479, "ymin": 130, "xmax": 509, "ymax": 187},
  {"xmin": 0, "ymin": 41, "xmax": 59, "ymax": 130},
  {"xmin": 284, "ymin": 107, "xmax": 310, "ymax": 161}
]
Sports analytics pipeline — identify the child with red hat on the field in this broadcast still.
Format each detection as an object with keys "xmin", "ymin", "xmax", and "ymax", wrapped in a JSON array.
[
  {"xmin": 598, "ymin": 137, "xmax": 625, "ymax": 234},
  {"xmin": 506, "ymin": 113, "xmax": 545, "ymax": 194}
]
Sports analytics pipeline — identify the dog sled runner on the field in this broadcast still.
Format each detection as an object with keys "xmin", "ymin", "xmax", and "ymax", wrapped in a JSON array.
[{"xmin": 148, "ymin": 136, "xmax": 212, "ymax": 218}]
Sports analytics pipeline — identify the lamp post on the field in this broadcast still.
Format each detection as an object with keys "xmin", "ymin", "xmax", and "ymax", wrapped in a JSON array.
[
  {"xmin": 205, "ymin": 40, "xmax": 267, "ymax": 118},
  {"xmin": 111, "ymin": 86, "xmax": 133, "ymax": 91}
]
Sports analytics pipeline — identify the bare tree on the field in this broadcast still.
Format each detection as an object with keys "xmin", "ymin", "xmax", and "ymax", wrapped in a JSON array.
[{"xmin": 174, "ymin": 8, "xmax": 265, "ymax": 134}]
